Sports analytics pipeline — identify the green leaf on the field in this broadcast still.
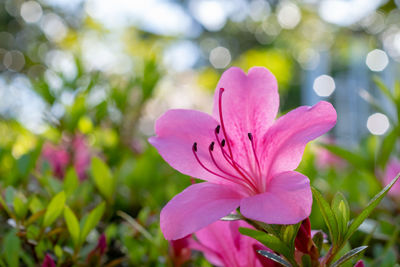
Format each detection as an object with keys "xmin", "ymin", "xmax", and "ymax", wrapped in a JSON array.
[
  {"xmin": 377, "ymin": 128, "xmax": 398, "ymax": 168},
  {"xmin": 280, "ymin": 223, "xmax": 301, "ymax": 250},
  {"xmin": 257, "ymin": 250, "xmax": 291, "ymax": 267},
  {"xmin": 331, "ymin": 192, "xmax": 350, "ymax": 242},
  {"xmin": 91, "ymin": 157, "xmax": 115, "ymax": 201},
  {"xmin": 312, "ymin": 231, "xmax": 324, "ymax": 254},
  {"xmin": 344, "ymin": 174, "xmax": 400, "ymax": 241},
  {"xmin": 331, "ymin": 246, "xmax": 368, "ymax": 267},
  {"xmin": 239, "ymin": 227, "xmax": 292, "ymax": 260},
  {"xmin": 3, "ymin": 229, "xmax": 21, "ymax": 267},
  {"xmin": 13, "ymin": 194, "xmax": 28, "ymax": 219},
  {"xmin": 80, "ymin": 202, "xmax": 105, "ymax": 244},
  {"xmin": 64, "ymin": 167, "xmax": 79, "ymax": 196},
  {"xmin": 373, "ymin": 76, "xmax": 395, "ymax": 103},
  {"xmin": 320, "ymin": 144, "xmax": 370, "ymax": 171},
  {"xmin": 43, "ymin": 191, "xmax": 66, "ymax": 228},
  {"xmin": 311, "ymin": 187, "xmax": 339, "ymax": 244},
  {"xmin": 64, "ymin": 205, "xmax": 80, "ymax": 247},
  {"xmin": 301, "ymin": 254, "xmax": 312, "ymax": 267}
]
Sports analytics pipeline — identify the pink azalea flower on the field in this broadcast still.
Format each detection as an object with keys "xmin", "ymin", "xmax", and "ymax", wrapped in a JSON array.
[
  {"xmin": 383, "ymin": 158, "xmax": 400, "ymax": 199},
  {"xmin": 149, "ymin": 67, "xmax": 337, "ymax": 240},
  {"xmin": 190, "ymin": 220, "xmax": 278, "ymax": 267},
  {"xmin": 42, "ymin": 142, "xmax": 70, "ymax": 179}
]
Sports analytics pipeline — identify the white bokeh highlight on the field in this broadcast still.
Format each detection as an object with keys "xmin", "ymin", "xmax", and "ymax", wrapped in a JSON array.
[
  {"xmin": 209, "ymin": 46, "xmax": 231, "ymax": 69},
  {"xmin": 367, "ymin": 113, "xmax": 390, "ymax": 135},
  {"xmin": 20, "ymin": 1, "xmax": 43, "ymax": 23},
  {"xmin": 313, "ymin": 75, "xmax": 335, "ymax": 97},
  {"xmin": 277, "ymin": 2, "xmax": 301, "ymax": 29},
  {"xmin": 366, "ymin": 49, "xmax": 389, "ymax": 72}
]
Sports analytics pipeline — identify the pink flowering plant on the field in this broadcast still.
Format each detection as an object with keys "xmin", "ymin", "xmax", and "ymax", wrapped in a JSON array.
[{"xmin": 150, "ymin": 67, "xmax": 400, "ymax": 267}]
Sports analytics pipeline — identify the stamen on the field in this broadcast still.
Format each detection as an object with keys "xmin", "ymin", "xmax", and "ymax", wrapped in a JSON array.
[
  {"xmin": 192, "ymin": 142, "xmax": 248, "ymax": 187},
  {"xmin": 207, "ymin": 142, "xmax": 254, "ymax": 191},
  {"xmin": 218, "ymin": 88, "xmax": 234, "ymax": 158},
  {"xmin": 209, "ymin": 141, "xmax": 215, "ymax": 151},
  {"xmin": 215, "ymin": 123, "xmax": 256, "ymax": 188},
  {"xmin": 248, "ymin": 132, "xmax": 262, "ymax": 178},
  {"xmin": 193, "ymin": 142, "xmax": 198, "ymax": 152}
]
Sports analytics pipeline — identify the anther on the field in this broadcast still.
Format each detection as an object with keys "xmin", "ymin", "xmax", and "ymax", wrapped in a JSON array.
[
  {"xmin": 221, "ymin": 139, "xmax": 226, "ymax": 147},
  {"xmin": 248, "ymin": 133, "xmax": 253, "ymax": 141},
  {"xmin": 209, "ymin": 142, "xmax": 215, "ymax": 151},
  {"xmin": 215, "ymin": 125, "xmax": 220, "ymax": 134},
  {"xmin": 193, "ymin": 142, "xmax": 197, "ymax": 152}
]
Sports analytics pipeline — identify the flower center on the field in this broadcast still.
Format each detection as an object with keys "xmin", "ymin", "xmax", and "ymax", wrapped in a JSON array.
[{"xmin": 191, "ymin": 88, "xmax": 262, "ymax": 194}]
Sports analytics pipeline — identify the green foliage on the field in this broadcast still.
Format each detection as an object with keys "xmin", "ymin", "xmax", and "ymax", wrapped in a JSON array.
[
  {"xmin": 80, "ymin": 201, "xmax": 106, "ymax": 245},
  {"xmin": 91, "ymin": 157, "xmax": 115, "ymax": 201},
  {"xmin": 43, "ymin": 191, "xmax": 66, "ymax": 228},
  {"xmin": 64, "ymin": 206, "xmax": 80, "ymax": 247}
]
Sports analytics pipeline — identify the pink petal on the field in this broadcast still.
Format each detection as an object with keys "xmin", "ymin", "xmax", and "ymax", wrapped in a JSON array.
[
  {"xmin": 261, "ymin": 101, "xmax": 336, "ymax": 180},
  {"xmin": 192, "ymin": 220, "xmax": 275, "ymax": 267},
  {"xmin": 383, "ymin": 158, "xmax": 400, "ymax": 197},
  {"xmin": 212, "ymin": 67, "xmax": 279, "ymax": 172},
  {"xmin": 149, "ymin": 109, "xmax": 232, "ymax": 183},
  {"xmin": 240, "ymin": 171, "xmax": 312, "ymax": 224},
  {"xmin": 160, "ymin": 182, "xmax": 242, "ymax": 240}
]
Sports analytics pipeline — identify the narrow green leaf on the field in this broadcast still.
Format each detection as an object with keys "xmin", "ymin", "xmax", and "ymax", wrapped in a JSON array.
[
  {"xmin": 373, "ymin": 76, "xmax": 395, "ymax": 103},
  {"xmin": 320, "ymin": 144, "xmax": 370, "ymax": 171},
  {"xmin": 301, "ymin": 254, "xmax": 312, "ymax": 267},
  {"xmin": 377, "ymin": 128, "xmax": 398, "ymax": 168},
  {"xmin": 43, "ymin": 191, "xmax": 66, "ymax": 228},
  {"xmin": 220, "ymin": 214, "xmax": 242, "ymax": 221},
  {"xmin": 239, "ymin": 227, "xmax": 292, "ymax": 260},
  {"xmin": 280, "ymin": 223, "xmax": 301, "ymax": 250},
  {"xmin": 312, "ymin": 231, "xmax": 324, "ymax": 254},
  {"xmin": 28, "ymin": 197, "xmax": 43, "ymax": 214},
  {"xmin": 13, "ymin": 194, "xmax": 27, "ymax": 219},
  {"xmin": 80, "ymin": 202, "xmax": 105, "ymax": 244},
  {"xmin": 344, "ymin": 174, "xmax": 400, "ymax": 241},
  {"xmin": 3, "ymin": 229, "xmax": 21, "ymax": 267},
  {"xmin": 64, "ymin": 206, "xmax": 80, "ymax": 247},
  {"xmin": 257, "ymin": 250, "xmax": 291, "ymax": 267},
  {"xmin": 331, "ymin": 246, "xmax": 368, "ymax": 267},
  {"xmin": 311, "ymin": 187, "xmax": 339, "ymax": 244},
  {"xmin": 91, "ymin": 157, "xmax": 115, "ymax": 200},
  {"xmin": 331, "ymin": 192, "xmax": 350, "ymax": 242},
  {"xmin": 64, "ymin": 167, "xmax": 79, "ymax": 196}
]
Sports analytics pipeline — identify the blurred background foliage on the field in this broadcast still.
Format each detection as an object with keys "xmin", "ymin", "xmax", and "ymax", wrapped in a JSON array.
[{"xmin": 0, "ymin": 0, "xmax": 400, "ymax": 266}]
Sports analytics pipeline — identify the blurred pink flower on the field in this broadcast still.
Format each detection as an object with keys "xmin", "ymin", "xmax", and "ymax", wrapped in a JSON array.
[
  {"xmin": 41, "ymin": 134, "xmax": 92, "ymax": 180},
  {"xmin": 169, "ymin": 235, "xmax": 192, "ymax": 266},
  {"xmin": 354, "ymin": 260, "xmax": 365, "ymax": 267},
  {"xmin": 72, "ymin": 134, "xmax": 91, "ymax": 180},
  {"xmin": 42, "ymin": 254, "xmax": 56, "ymax": 267},
  {"xmin": 150, "ymin": 67, "xmax": 337, "ymax": 240},
  {"xmin": 383, "ymin": 158, "xmax": 400, "ymax": 198},
  {"xmin": 190, "ymin": 220, "xmax": 278, "ymax": 267},
  {"xmin": 42, "ymin": 142, "xmax": 70, "ymax": 179},
  {"xmin": 315, "ymin": 137, "xmax": 346, "ymax": 170},
  {"xmin": 87, "ymin": 233, "xmax": 107, "ymax": 264}
]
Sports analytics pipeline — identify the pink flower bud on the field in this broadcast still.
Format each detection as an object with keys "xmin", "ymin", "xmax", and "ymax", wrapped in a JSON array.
[{"xmin": 42, "ymin": 254, "xmax": 56, "ymax": 267}]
